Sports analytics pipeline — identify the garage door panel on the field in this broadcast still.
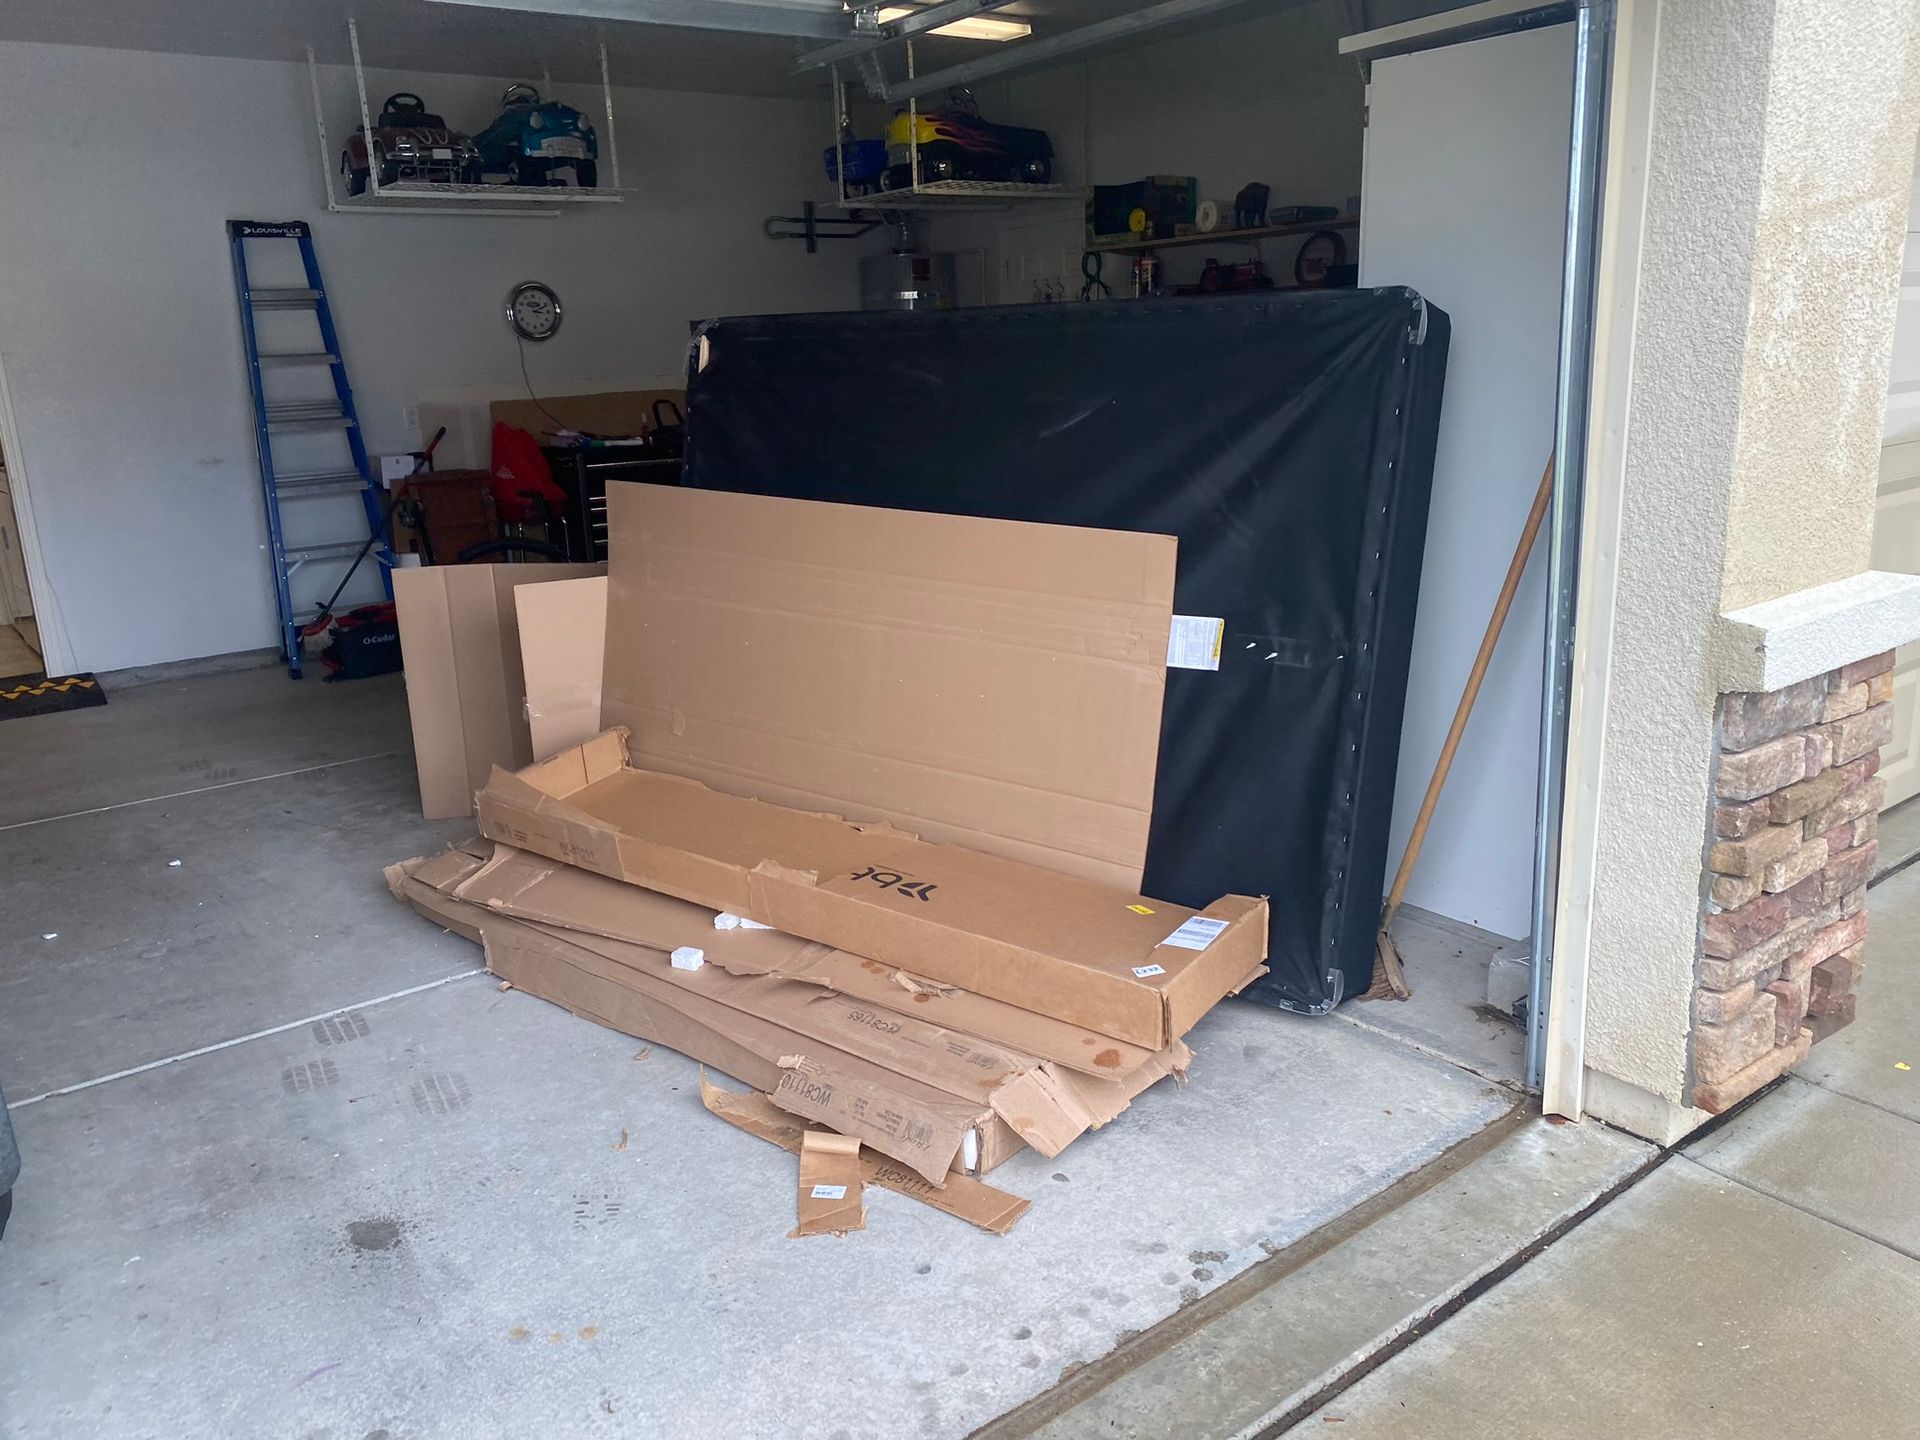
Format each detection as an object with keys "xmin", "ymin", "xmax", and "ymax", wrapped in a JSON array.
[
  {"xmin": 1873, "ymin": 445, "xmax": 1920, "ymax": 573},
  {"xmin": 1874, "ymin": 137, "xmax": 1920, "ymax": 809},
  {"xmin": 1882, "ymin": 660, "xmax": 1919, "ymax": 808}
]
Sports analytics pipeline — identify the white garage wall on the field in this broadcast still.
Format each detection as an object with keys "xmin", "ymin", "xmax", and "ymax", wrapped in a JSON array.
[
  {"xmin": 916, "ymin": 0, "xmax": 1366, "ymax": 302},
  {"xmin": 1363, "ymin": 25, "xmax": 1575, "ymax": 939},
  {"xmin": 0, "ymin": 41, "xmax": 866, "ymax": 674},
  {"xmin": 914, "ymin": 6, "xmax": 1569, "ymax": 938}
]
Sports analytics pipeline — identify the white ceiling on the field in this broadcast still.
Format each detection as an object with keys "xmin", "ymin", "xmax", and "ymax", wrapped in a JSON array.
[
  {"xmin": 0, "ymin": 0, "xmax": 1218, "ymax": 98},
  {"xmin": 0, "ymin": 0, "xmax": 1470, "ymax": 97}
]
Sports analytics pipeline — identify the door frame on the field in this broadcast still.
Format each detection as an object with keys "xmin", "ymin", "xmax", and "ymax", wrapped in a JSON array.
[
  {"xmin": 1344, "ymin": 0, "xmax": 1617, "ymax": 1112},
  {"xmin": 0, "ymin": 346, "xmax": 75, "ymax": 676}
]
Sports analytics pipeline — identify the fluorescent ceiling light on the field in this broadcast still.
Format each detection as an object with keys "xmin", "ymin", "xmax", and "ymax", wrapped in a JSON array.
[{"xmin": 876, "ymin": 6, "xmax": 1032, "ymax": 40}]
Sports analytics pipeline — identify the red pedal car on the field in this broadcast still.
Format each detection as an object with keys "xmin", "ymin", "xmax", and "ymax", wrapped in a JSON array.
[{"xmin": 342, "ymin": 92, "xmax": 480, "ymax": 194}]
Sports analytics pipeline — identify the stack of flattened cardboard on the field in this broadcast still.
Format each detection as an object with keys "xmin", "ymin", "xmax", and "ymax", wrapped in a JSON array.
[{"xmin": 389, "ymin": 486, "xmax": 1268, "ymax": 1235}]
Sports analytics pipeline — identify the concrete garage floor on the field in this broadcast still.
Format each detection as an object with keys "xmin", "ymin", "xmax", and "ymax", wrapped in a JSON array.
[{"xmin": 1, "ymin": 665, "xmax": 1635, "ymax": 1438}]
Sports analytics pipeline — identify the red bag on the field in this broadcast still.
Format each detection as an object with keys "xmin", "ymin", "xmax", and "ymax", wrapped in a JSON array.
[{"xmin": 489, "ymin": 422, "xmax": 567, "ymax": 523}]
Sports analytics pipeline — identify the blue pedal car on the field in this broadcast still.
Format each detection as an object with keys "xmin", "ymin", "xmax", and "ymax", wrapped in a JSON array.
[
  {"xmin": 474, "ymin": 84, "xmax": 599, "ymax": 188},
  {"xmin": 824, "ymin": 134, "xmax": 887, "ymax": 197}
]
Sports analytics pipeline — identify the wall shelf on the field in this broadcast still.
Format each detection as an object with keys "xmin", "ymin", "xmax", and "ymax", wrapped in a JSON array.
[
  {"xmin": 826, "ymin": 179, "xmax": 1083, "ymax": 212},
  {"xmin": 1088, "ymin": 216, "xmax": 1360, "ymax": 255},
  {"xmin": 337, "ymin": 181, "xmax": 624, "ymax": 211}
]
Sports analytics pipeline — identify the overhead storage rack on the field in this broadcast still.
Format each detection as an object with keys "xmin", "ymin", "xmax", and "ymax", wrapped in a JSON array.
[{"xmin": 306, "ymin": 19, "xmax": 624, "ymax": 218}]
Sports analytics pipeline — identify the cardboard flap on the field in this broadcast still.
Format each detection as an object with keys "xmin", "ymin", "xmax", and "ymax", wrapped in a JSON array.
[
  {"xmin": 988, "ymin": 1066, "xmax": 1099, "ymax": 1159},
  {"xmin": 792, "ymin": 1130, "xmax": 866, "ymax": 1238},
  {"xmin": 774, "ymin": 1058, "xmax": 971, "ymax": 1188},
  {"xmin": 700, "ymin": 1077, "xmax": 1029, "ymax": 1235},
  {"xmin": 455, "ymin": 843, "xmax": 818, "ymax": 973}
]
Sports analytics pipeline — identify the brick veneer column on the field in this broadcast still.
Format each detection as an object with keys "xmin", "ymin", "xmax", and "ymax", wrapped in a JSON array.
[{"xmin": 1694, "ymin": 651, "xmax": 1892, "ymax": 1112}]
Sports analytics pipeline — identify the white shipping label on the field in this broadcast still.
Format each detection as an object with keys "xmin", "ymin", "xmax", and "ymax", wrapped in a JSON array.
[
  {"xmin": 1132, "ymin": 964, "xmax": 1167, "ymax": 978},
  {"xmin": 1167, "ymin": 615, "xmax": 1225, "ymax": 671},
  {"xmin": 1161, "ymin": 916, "xmax": 1230, "ymax": 951},
  {"xmin": 809, "ymin": 1184, "xmax": 848, "ymax": 1200}
]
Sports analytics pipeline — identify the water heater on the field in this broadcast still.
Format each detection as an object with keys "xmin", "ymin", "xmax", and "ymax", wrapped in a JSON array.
[{"xmin": 859, "ymin": 250, "xmax": 957, "ymax": 311}]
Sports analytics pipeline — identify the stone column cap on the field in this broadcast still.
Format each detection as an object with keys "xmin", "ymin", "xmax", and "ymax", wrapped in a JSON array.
[{"xmin": 1711, "ymin": 570, "xmax": 1920, "ymax": 693}]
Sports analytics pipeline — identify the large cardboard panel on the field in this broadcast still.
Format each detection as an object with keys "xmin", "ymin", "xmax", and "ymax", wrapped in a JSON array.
[
  {"xmin": 394, "ymin": 563, "xmax": 605, "ymax": 818},
  {"xmin": 517, "ymin": 576, "xmax": 609, "ymax": 762},
  {"xmin": 600, "ymin": 484, "xmax": 1177, "ymax": 891},
  {"xmin": 476, "ymin": 731, "xmax": 1269, "ymax": 1048}
]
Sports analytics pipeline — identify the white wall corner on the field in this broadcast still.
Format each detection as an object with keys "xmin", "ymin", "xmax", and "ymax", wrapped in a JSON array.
[
  {"xmin": 1710, "ymin": 570, "xmax": 1920, "ymax": 695},
  {"xmin": 1581, "ymin": 1067, "xmax": 1710, "ymax": 1147}
]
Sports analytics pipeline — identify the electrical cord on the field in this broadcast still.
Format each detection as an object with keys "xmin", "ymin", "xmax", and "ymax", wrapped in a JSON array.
[
  {"xmin": 515, "ymin": 335, "xmax": 588, "ymax": 437},
  {"xmin": 1080, "ymin": 251, "xmax": 1111, "ymax": 301}
]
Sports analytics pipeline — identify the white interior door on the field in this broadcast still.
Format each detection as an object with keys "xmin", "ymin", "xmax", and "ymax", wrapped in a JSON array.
[
  {"xmin": 1873, "ymin": 138, "xmax": 1920, "ymax": 809},
  {"xmin": 1361, "ymin": 22, "xmax": 1575, "ymax": 937}
]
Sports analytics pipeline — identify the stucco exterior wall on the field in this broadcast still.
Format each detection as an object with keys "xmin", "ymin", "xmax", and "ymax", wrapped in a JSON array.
[
  {"xmin": 1577, "ymin": 0, "xmax": 1770, "ymax": 1116},
  {"xmin": 1572, "ymin": 0, "xmax": 1920, "ymax": 1134},
  {"xmin": 1720, "ymin": 0, "xmax": 1920, "ymax": 611}
]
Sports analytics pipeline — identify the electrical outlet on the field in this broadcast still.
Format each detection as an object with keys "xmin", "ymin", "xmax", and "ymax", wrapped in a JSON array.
[{"xmin": 401, "ymin": 404, "xmax": 420, "ymax": 436}]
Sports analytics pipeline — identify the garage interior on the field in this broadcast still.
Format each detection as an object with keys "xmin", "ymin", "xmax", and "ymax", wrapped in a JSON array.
[{"xmin": 0, "ymin": 0, "xmax": 1839, "ymax": 1435}]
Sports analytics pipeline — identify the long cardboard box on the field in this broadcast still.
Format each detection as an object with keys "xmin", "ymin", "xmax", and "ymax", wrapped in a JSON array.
[
  {"xmin": 599, "ymin": 483, "xmax": 1176, "ymax": 891},
  {"xmin": 475, "ymin": 729, "xmax": 1269, "ymax": 1049},
  {"xmin": 394, "ymin": 562, "xmax": 606, "ymax": 818},
  {"xmin": 447, "ymin": 841, "xmax": 1170, "ymax": 1079},
  {"xmin": 390, "ymin": 849, "xmax": 1185, "ymax": 1183}
]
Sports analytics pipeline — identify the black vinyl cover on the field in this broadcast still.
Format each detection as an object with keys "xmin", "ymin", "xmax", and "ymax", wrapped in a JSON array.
[{"xmin": 682, "ymin": 290, "xmax": 1449, "ymax": 1012}]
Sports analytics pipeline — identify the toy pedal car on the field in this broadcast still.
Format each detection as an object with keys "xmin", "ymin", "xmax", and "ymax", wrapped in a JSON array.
[
  {"xmin": 881, "ymin": 94, "xmax": 1052, "ymax": 190},
  {"xmin": 474, "ymin": 85, "xmax": 600, "ymax": 188},
  {"xmin": 342, "ymin": 93, "xmax": 479, "ymax": 194}
]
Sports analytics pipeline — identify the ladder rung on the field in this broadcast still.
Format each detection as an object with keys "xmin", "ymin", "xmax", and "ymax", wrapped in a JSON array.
[
  {"xmin": 283, "ymin": 541, "xmax": 371, "ymax": 563},
  {"xmin": 267, "ymin": 414, "xmax": 356, "ymax": 432},
  {"xmin": 277, "ymin": 473, "xmax": 368, "ymax": 495},
  {"xmin": 259, "ymin": 352, "xmax": 339, "ymax": 368},
  {"xmin": 266, "ymin": 401, "xmax": 345, "ymax": 418},
  {"xmin": 249, "ymin": 288, "xmax": 323, "ymax": 309}
]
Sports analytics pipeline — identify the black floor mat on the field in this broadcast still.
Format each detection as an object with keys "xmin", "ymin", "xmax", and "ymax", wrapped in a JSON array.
[{"xmin": 0, "ymin": 672, "xmax": 107, "ymax": 720}]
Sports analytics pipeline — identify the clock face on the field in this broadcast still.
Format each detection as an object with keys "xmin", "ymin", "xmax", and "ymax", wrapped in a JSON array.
[{"xmin": 507, "ymin": 281, "xmax": 562, "ymax": 341}]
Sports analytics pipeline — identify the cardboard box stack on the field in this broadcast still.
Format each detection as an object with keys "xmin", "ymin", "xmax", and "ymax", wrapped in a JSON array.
[{"xmin": 389, "ymin": 485, "xmax": 1268, "ymax": 1236}]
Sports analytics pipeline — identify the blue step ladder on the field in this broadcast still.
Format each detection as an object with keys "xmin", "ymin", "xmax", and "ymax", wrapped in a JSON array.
[{"xmin": 227, "ymin": 220, "xmax": 393, "ymax": 679}]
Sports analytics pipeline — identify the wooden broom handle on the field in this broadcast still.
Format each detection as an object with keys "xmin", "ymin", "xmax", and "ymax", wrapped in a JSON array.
[{"xmin": 1381, "ymin": 454, "xmax": 1556, "ymax": 929}]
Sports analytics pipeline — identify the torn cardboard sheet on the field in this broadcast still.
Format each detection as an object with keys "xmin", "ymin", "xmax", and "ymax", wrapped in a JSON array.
[
  {"xmin": 793, "ymin": 1130, "xmax": 865, "ymax": 1238},
  {"xmin": 701, "ymin": 1076, "xmax": 1028, "ymax": 1236},
  {"xmin": 599, "ymin": 483, "xmax": 1177, "ymax": 891},
  {"xmin": 476, "ymin": 730, "xmax": 1269, "ymax": 1048},
  {"xmin": 396, "ymin": 852, "xmax": 1188, "ymax": 1181},
  {"xmin": 410, "ymin": 847, "xmax": 1192, "ymax": 1153},
  {"xmin": 474, "ymin": 918, "xmax": 996, "ymax": 1185}
]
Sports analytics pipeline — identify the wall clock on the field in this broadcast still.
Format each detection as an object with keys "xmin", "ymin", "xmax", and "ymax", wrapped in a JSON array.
[{"xmin": 506, "ymin": 281, "xmax": 563, "ymax": 341}]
